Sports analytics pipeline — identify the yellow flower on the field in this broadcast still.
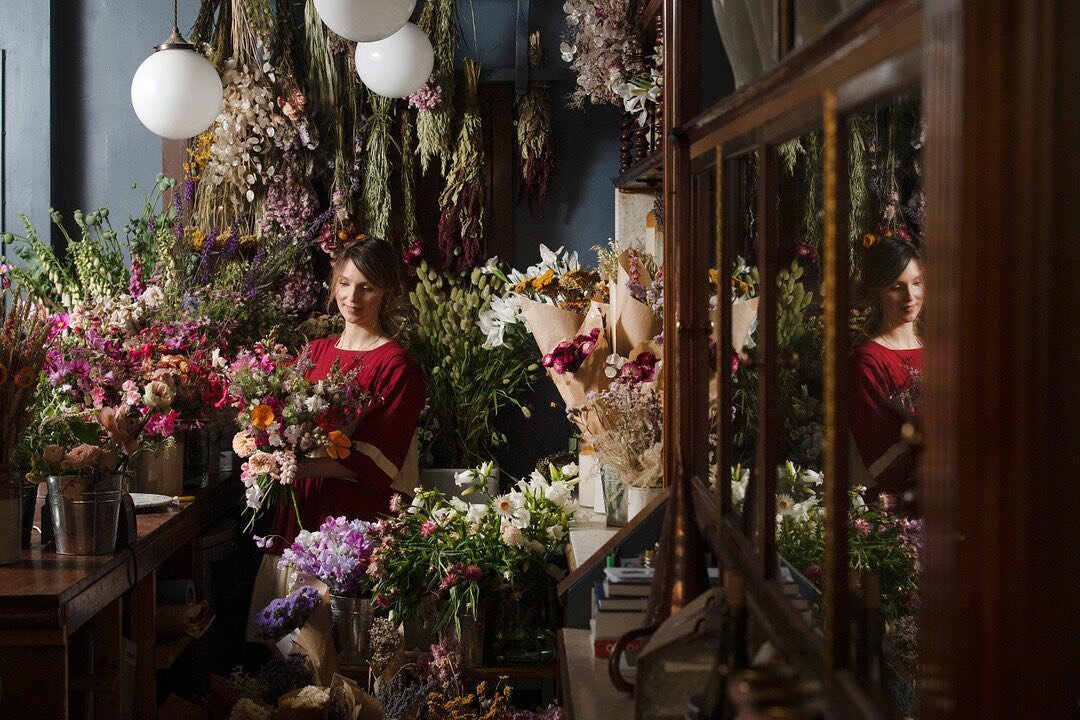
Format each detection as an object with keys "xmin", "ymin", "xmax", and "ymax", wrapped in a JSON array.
[
  {"xmin": 239, "ymin": 234, "xmax": 257, "ymax": 247},
  {"xmin": 0, "ymin": 363, "xmax": 8, "ymax": 384},
  {"xmin": 190, "ymin": 228, "xmax": 206, "ymax": 251},
  {"xmin": 14, "ymin": 367, "xmax": 36, "ymax": 389},
  {"xmin": 531, "ymin": 268, "xmax": 555, "ymax": 291},
  {"xmin": 250, "ymin": 404, "xmax": 275, "ymax": 429},
  {"xmin": 862, "ymin": 232, "xmax": 877, "ymax": 248},
  {"xmin": 884, "ymin": 229, "xmax": 895, "ymax": 238},
  {"xmin": 512, "ymin": 279, "xmax": 530, "ymax": 294},
  {"xmin": 708, "ymin": 268, "xmax": 719, "ymax": 285},
  {"xmin": 326, "ymin": 430, "xmax": 352, "ymax": 460}
]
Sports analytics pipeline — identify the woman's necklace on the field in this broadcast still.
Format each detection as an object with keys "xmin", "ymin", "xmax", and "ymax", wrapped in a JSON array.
[
  {"xmin": 336, "ymin": 334, "xmax": 383, "ymax": 352},
  {"xmin": 877, "ymin": 334, "xmax": 922, "ymax": 351}
]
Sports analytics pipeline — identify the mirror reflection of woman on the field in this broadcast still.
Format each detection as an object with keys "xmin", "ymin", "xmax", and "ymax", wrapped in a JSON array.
[{"xmin": 851, "ymin": 237, "xmax": 924, "ymax": 512}]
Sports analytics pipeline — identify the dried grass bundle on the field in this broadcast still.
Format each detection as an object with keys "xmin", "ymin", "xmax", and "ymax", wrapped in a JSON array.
[{"xmin": 0, "ymin": 290, "xmax": 54, "ymax": 468}]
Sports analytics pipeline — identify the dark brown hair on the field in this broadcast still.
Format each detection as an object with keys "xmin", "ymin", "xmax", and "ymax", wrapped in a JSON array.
[
  {"xmin": 861, "ymin": 237, "xmax": 923, "ymax": 337},
  {"xmin": 328, "ymin": 236, "xmax": 406, "ymax": 337}
]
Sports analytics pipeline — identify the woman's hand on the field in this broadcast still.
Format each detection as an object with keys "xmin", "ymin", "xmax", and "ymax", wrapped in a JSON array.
[{"xmin": 296, "ymin": 457, "xmax": 358, "ymax": 480}]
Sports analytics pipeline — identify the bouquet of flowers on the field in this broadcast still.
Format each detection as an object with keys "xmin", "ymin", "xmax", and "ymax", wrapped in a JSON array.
[
  {"xmin": 368, "ymin": 462, "xmax": 578, "ymax": 632},
  {"xmin": 0, "ymin": 288, "xmax": 57, "ymax": 475},
  {"xmin": 225, "ymin": 342, "xmax": 372, "ymax": 529},
  {"xmin": 252, "ymin": 585, "xmax": 323, "ymax": 640},
  {"xmin": 277, "ymin": 515, "xmax": 378, "ymax": 597},
  {"xmin": 569, "ymin": 375, "xmax": 663, "ymax": 489}
]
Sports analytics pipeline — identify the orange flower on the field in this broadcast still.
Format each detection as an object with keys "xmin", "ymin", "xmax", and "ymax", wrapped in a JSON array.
[
  {"xmin": 708, "ymin": 268, "xmax": 719, "ymax": 285},
  {"xmin": 326, "ymin": 430, "xmax": 351, "ymax": 460},
  {"xmin": 862, "ymin": 232, "xmax": 877, "ymax": 248},
  {"xmin": 250, "ymin": 404, "xmax": 275, "ymax": 429},
  {"xmin": 14, "ymin": 367, "xmax": 36, "ymax": 389}
]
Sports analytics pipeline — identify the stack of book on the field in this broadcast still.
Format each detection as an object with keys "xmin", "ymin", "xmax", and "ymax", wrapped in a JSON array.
[{"xmin": 590, "ymin": 567, "xmax": 653, "ymax": 658}]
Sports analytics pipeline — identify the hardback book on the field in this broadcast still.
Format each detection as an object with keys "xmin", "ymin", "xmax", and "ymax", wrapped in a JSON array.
[
  {"xmin": 594, "ymin": 579, "xmax": 650, "ymax": 611},
  {"xmin": 590, "ymin": 618, "xmax": 645, "ymax": 659},
  {"xmin": 590, "ymin": 608, "xmax": 648, "ymax": 638}
]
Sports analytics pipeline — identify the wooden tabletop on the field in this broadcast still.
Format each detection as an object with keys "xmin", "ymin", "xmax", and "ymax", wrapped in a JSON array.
[{"xmin": 0, "ymin": 478, "xmax": 240, "ymax": 635}]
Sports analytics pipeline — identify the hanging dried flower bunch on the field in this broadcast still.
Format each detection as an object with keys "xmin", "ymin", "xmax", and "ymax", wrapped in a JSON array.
[
  {"xmin": 516, "ymin": 32, "xmax": 555, "ymax": 215},
  {"xmin": 193, "ymin": 0, "xmax": 289, "ymax": 232},
  {"xmin": 400, "ymin": 110, "xmax": 422, "ymax": 255},
  {"xmin": 362, "ymin": 94, "xmax": 394, "ymax": 241},
  {"xmin": 415, "ymin": 0, "xmax": 458, "ymax": 175},
  {"xmin": 437, "ymin": 59, "xmax": 485, "ymax": 271},
  {"xmin": 561, "ymin": 0, "xmax": 643, "ymax": 108}
]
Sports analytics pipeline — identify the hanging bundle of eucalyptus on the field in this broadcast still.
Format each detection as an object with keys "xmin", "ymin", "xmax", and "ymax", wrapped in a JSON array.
[
  {"xmin": 415, "ymin": 0, "xmax": 458, "ymax": 175},
  {"xmin": 437, "ymin": 59, "xmax": 485, "ymax": 271},
  {"xmin": 361, "ymin": 94, "xmax": 394, "ymax": 240},
  {"xmin": 515, "ymin": 32, "xmax": 555, "ymax": 215}
]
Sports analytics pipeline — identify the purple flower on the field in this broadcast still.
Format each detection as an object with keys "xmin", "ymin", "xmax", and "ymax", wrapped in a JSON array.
[
  {"xmin": 253, "ymin": 585, "xmax": 322, "ymax": 639},
  {"xmin": 278, "ymin": 516, "xmax": 377, "ymax": 596}
]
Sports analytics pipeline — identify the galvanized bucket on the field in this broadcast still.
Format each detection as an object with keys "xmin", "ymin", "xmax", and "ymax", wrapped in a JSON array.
[
  {"xmin": 328, "ymin": 594, "xmax": 373, "ymax": 666},
  {"xmin": 46, "ymin": 473, "xmax": 127, "ymax": 555}
]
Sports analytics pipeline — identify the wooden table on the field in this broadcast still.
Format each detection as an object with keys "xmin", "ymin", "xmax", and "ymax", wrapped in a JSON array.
[{"xmin": 0, "ymin": 478, "xmax": 239, "ymax": 719}]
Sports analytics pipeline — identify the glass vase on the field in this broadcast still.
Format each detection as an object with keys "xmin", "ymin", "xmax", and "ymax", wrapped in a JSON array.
[
  {"xmin": 491, "ymin": 583, "xmax": 558, "ymax": 665},
  {"xmin": 184, "ymin": 426, "xmax": 211, "ymax": 489},
  {"xmin": 602, "ymin": 465, "xmax": 628, "ymax": 527}
]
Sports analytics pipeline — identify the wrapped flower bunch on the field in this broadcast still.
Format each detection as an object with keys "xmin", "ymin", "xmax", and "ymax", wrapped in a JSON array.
[{"xmin": 278, "ymin": 516, "xmax": 378, "ymax": 597}]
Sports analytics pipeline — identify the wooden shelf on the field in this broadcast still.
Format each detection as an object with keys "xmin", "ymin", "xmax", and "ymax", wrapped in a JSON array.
[
  {"xmin": 557, "ymin": 628, "xmax": 634, "ymax": 720},
  {"xmin": 557, "ymin": 489, "xmax": 668, "ymax": 597},
  {"xmin": 638, "ymin": 0, "xmax": 663, "ymax": 30},
  {"xmin": 613, "ymin": 150, "xmax": 664, "ymax": 191}
]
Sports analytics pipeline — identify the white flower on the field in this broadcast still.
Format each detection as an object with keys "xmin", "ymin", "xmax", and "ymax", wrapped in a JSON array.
[
  {"xmin": 478, "ymin": 294, "xmax": 523, "ymax": 348},
  {"xmin": 799, "ymin": 468, "xmax": 824, "ymax": 487},
  {"xmin": 492, "ymin": 493, "xmax": 520, "ymax": 519},
  {"xmin": 138, "ymin": 285, "xmax": 165, "ymax": 309},
  {"xmin": 510, "ymin": 507, "xmax": 532, "ymax": 529},
  {"xmin": 560, "ymin": 462, "xmax": 579, "ymax": 479},
  {"xmin": 546, "ymin": 481, "xmax": 574, "ymax": 509},
  {"xmin": 525, "ymin": 539, "xmax": 546, "ymax": 554},
  {"xmin": 528, "ymin": 470, "xmax": 549, "ymax": 492},
  {"xmin": 466, "ymin": 504, "xmax": 489, "ymax": 524},
  {"xmin": 432, "ymin": 507, "xmax": 456, "ymax": 526},
  {"xmin": 546, "ymin": 525, "xmax": 565, "ymax": 541},
  {"xmin": 776, "ymin": 494, "xmax": 796, "ymax": 517},
  {"xmin": 304, "ymin": 395, "xmax": 329, "ymax": 414},
  {"xmin": 142, "ymin": 380, "xmax": 175, "ymax": 410},
  {"xmin": 790, "ymin": 497, "xmax": 818, "ymax": 522},
  {"xmin": 454, "ymin": 468, "xmax": 477, "ymax": 487},
  {"xmin": 210, "ymin": 348, "xmax": 227, "ymax": 369},
  {"xmin": 449, "ymin": 497, "xmax": 469, "ymax": 514},
  {"xmin": 245, "ymin": 484, "xmax": 263, "ymax": 510}
]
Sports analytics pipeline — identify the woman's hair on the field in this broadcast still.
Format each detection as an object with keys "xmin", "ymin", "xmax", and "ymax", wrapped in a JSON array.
[
  {"xmin": 860, "ymin": 237, "xmax": 923, "ymax": 337},
  {"xmin": 327, "ymin": 236, "xmax": 407, "ymax": 337}
]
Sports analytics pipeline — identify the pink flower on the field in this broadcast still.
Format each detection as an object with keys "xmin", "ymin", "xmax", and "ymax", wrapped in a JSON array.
[
  {"xmin": 232, "ymin": 432, "xmax": 257, "ymax": 458},
  {"xmin": 439, "ymin": 571, "xmax": 459, "ymax": 591},
  {"xmin": 62, "ymin": 443, "xmax": 102, "ymax": 471},
  {"xmin": 463, "ymin": 565, "xmax": 483, "ymax": 582},
  {"xmin": 420, "ymin": 521, "xmax": 437, "ymax": 538},
  {"xmin": 389, "ymin": 494, "xmax": 403, "ymax": 512},
  {"xmin": 855, "ymin": 519, "xmax": 872, "ymax": 535},
  {"xmin": 98, "ymin": 406, "xmax": 137, "ymax": 455}
]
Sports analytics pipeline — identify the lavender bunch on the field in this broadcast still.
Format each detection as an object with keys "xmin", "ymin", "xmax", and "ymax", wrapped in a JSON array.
[
  {"xmin": 253, "ymin": 585, "xmax": 322, "ymax": 640},
  {"xmin": 278, "ymin": 516, "xmax": 377, "ymax": 596}
]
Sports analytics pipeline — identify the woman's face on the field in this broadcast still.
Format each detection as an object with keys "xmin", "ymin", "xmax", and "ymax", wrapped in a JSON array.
[
  {"xmin": 879, "ymin": 259, "xmax": 924, "ymax": 328},
  {"xmin": 335, "ymin": 261, "xmax": 386, "ymax": 330}
]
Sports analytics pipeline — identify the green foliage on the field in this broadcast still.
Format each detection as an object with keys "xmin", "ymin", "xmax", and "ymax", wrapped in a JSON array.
[{"xmin": 407, "ymin": 261, "xmax": 541, "ymax": 468}]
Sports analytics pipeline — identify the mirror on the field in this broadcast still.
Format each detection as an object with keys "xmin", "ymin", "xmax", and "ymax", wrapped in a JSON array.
[
  {"xmin": 768, "ymin": 131, "xmax": 826, "ymax": 623},
  {"xmin": 720, "ymin": 150, "xmax": 759, "ymax": 524},
  {"xmin": 844, "ymin": 89, "xmax": 924, "ymax": 716}
]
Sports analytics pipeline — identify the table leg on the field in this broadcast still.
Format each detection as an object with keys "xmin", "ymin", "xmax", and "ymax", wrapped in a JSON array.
[{"xmin": 131, "ymin": 569, "xmax": 157, "ymax": 718}]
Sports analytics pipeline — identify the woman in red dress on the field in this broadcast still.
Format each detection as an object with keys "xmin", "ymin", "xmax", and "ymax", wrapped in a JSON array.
[
  {"xmin": 850, "ymin": 238, "xmax": 924, "ymax": 511},
  {"xmin": 247, "ymin": 237, "xmax": 426, "ymax": 636}
]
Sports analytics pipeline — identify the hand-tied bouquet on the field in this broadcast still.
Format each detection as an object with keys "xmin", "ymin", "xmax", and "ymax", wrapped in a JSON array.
[
  {"xmin": 277, "ymin": 515, "xmax": 378, "ymax": 597},
  {"xmin": 225, "ymin": 342, "xmax": 372, "ymax": 529},
  {"xmin": 367, "ymin": 462, "xmax": 578, "ymax": 632}
]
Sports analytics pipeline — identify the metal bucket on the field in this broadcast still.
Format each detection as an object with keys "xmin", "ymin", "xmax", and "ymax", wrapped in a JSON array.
[
  {"xmin": 328, "ymin": 594, "xmax": 373, "ymax": 666},
  {"xmin": 46, "ymin": 474, "xmax": 127, "ymax": 555}
]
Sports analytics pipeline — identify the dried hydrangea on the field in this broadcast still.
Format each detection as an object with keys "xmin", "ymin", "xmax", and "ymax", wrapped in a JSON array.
[
  {"xmin": 368, "ymin": 616, "xmax": 402, "ymax": 678},
  {"xmin": 227, "ymin": 698, "xmax": 273, "ymax": 720},
  {"xmin": 407, "ymin": 76, "xmax": 444, "ymax": 112},
  {"xmin": 561, "ymin": 0, "xmax": 644, "ymax": 108}
]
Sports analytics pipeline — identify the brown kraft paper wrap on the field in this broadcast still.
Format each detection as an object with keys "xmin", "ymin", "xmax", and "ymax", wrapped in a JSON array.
[
  {"xmin": 290, "ymin": 593, "xmax": 339, "ymax": 687},
  {"xmin": 612, "ymin": 252, "xmax": 658, "ymax": 356}
]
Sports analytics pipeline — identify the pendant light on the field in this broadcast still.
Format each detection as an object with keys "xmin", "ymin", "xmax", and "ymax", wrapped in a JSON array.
[
  {"xmin": 354, "ymin": 22, "xmax": 434, "ymax": 99},
  {"xmin": 131, "ymin": 0, "xmax": 223, "ymax": 140},
  {"xmin": 314, "ymin": 0, "xmax": 418, "ymax": 43}
]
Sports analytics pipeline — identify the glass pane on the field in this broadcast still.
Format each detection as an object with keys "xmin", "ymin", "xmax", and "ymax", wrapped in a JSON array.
[
  {"xmin": 725, "ymin": 151, "xmax": 759, "ymax": 523},
  {"xmin": 845, "ymin": 89, "xmax": 924, "ymax": 717},
  {"xmin": 769, "ymin": 132, "xmax": 826, "ymax": 623}
]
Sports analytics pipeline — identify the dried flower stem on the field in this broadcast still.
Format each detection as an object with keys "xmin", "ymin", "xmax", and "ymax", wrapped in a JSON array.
[
  {"xmin": 362, "ymin": 94, "xmax": 394, "ymax": 240},
  {"xmin": 437, "ymin": 59, "xmax": 485, "ymax": 271},
  {"xmin": 416, "ymin": 0, "xmax": 458, "ymax": 175},
  {"xmin": 516, "ymin": 32, "xmax": 555, "ymax": 215}
]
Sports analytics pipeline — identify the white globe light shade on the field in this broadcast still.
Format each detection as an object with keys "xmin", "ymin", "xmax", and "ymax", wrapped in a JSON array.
[
  {"xmin": 354, "ymin": 22, "xmax": 434, "ymax": 98},
  {"xmin": 131, "ymin": 48, "xmax": 223, "ymax": 140},
  {"xmin": 314, "ymin": 0, "xmax": 417, "ymax": 42}
]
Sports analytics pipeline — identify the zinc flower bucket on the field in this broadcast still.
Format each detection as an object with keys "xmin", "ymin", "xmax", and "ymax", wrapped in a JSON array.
[{"xmin": 46, "ymin": 473, "xmax": 128, "ymax": 555}]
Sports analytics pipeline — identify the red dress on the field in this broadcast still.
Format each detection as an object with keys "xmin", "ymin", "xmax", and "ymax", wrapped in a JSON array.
[
  {"xmin": 850, "ymin": 340, "xmax": 923, "ymax": 500},
  {"xmin": 266, "ymin": 337, "xmax": 426, "ymax": 554}
]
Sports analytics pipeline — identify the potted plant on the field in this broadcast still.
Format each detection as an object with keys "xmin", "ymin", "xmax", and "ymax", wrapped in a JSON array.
[{"xmin": 406, "ymin": 259, "xmax": 541, "ymax": 495}]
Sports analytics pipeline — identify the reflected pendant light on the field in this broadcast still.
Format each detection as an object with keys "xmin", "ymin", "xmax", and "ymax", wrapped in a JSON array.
[
  {"xmin": 131, "ymin": 0, "xmax": 223, "ymax": 140},
  {"xmin": 314, "ymin": 0, "xmax": 418, "ymax": 42}
]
